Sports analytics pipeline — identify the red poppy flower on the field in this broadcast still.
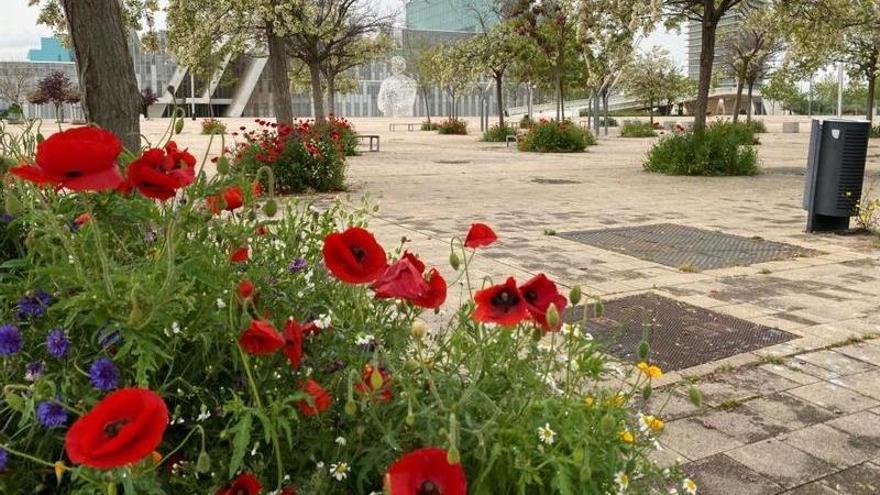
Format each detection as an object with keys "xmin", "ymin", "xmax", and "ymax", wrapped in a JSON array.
[
  {"xmin": 9, "ymin": 127, "xmax": 124, "ymax": 191},
  {"xmin": 281, "ymin": 487, "xmax": 296, "ymax": 495},
  {"xmin": 472, "ymin": 277, "xmax": 529, "ymax": 327},
  {"xmin": 283, "ymin": 319, "xmax": 304, "ymax": 370},
  {"xmin": 121, "ymin": 141, "xmax": 196, "ymax": 201},
  {"xmin": 65, "ymin": 388, "xmax": 169, "ymax": 469},
  {"xmin": 238, "ymin": 279, "xmax": 255, "ymax": 300},
  {"xmin": 295, "ymin": 379, "xmax": 332, "ymax": 416},
  {"xmin": 255, "ymin": 224, "xmax": 268, "ymax": 236},
  {"xmin": 301, "ymin": 320, "xmax": 322, "ymax": 336},
  {"xmin": 216, "ymin": 472, "xmax": 261, "ymax": 495},
  {"xmin": 412, "ymin": 268, "xmax": 447, "ymax": 309},
  {"xmin": 519, "ymin": 274, "xmax": 568, "ymax": 331},
  {"xmin": 384, "ymin": 447, "xmax": 467, "ymax": 495},
  {"xmin": 207, "ymin": 185, "xmax": 244, "ymax": 214},
  {"xmin": 73, "ymin": 212, "xmax": 91, "ymax": 226},
  {"xmin": 230, "ymin": 245, "xmax": 249, "ymax": 263},
  {"xmin": 371, "ymin": 259, "xmax": 430, "ymax": 300},
  {"xmin": 402, "ymin": 251, "xmax": 426, "ymax": 273},
  {"xmin": 464, "ymin": 223, "xmax": 497, "ymax": 249},
  {"xmin": 322, "ymin": 227, "xmax": 388, "ymax": 284},
  {"xmin": 355, "ymin": 364, "xmax": 393, "ymax": 402},
  {"xmin": 239, "ymin": 320, "xmax": 284, "ymax": 356}
]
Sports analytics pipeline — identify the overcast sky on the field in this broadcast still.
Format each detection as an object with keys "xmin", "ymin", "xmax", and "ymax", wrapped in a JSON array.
[{"xmin": 0, "ymin": 0, "xmax": 687, "ymax": 65}]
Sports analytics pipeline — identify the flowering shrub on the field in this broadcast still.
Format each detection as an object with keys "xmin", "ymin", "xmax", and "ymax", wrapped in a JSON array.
[
  {"xmin": 437, "ymin": 118, "xmax": 468, "ymax": 135},
  {"xmin": 518, "ymin": 119, "xmax": 596, "ymax": 153},
  {"xmin": 229, "ymin": 119, "xmax": 346, "ymax": 194},
  {"xmin": 0, "ymin": 122, "xmax": 697, "ymax": 494},
  {"xmin": 202, "ymin": 118, "xmax": 227, "ymax": 135},
  {"xmin": 421, "ymin": 120, "xmax": 439, "ymax": 131},
  {"xmin": 326, "ymin": 115, "xmax": 358, "ymax": 157},
  {"xmin": 482, "ymin": 123, "xmax": 517, "ymax": 142},
  {"xmin": 644, "ymin": 123, "xmax": 759, "ymax": 176}
]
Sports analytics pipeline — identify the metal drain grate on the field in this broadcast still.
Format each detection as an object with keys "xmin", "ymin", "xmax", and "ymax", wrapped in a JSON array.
[
  {"xmin": 558, "ymin": 223, "xmax": 820, "ymax": 270},
  {"xmin": 564, "ymin": 293, "xmax": 794, "ymax": 371},
  {"xmin": 531, "ymin": 178, "xmax": 581, "ymax": 185}
]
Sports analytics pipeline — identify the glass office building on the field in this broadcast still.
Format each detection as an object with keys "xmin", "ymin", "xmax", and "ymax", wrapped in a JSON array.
[
  {"xmin": 405, "ymin": 0, "xmax": 497, "ymax": 32},
  {"xmin": 26, "ymin": 37, "xmax": 73, "ymax": 63}
]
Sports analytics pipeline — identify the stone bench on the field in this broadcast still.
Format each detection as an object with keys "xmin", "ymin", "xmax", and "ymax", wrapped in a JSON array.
[
  {"xmin": 505, "ymin": 134, "xmax": 518, "ymax": 148},
  {"xmin": 356, "ymin": 134, "xmax": 380, "ymax": 152}
]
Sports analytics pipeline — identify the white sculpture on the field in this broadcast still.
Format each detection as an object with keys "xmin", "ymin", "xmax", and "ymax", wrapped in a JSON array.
[{"xmin": 377, "ymin": 56, "xmax": 417, "ymax": 118}]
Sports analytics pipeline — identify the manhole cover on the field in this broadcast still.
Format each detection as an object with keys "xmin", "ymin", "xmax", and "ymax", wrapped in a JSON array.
[
  {"xmin": 558, "ymin": 223, "xmax": 821, "ymax": 270},
  {"xmin": 433, "ymin": 160, "xmax": 471, "ymax": 164},
  {"xmin": 531, "ymin": 178, "xmax": 581, "ymax": 185},
  {"xmin": 564, "ymin": 293, "xmax": 794, "ymax": 371}
]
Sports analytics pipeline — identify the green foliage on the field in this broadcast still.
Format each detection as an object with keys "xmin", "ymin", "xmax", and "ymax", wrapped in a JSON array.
[
  {"xmin": 708, "ymin": 120, "xmax": 760, "ymax": 145},
  {"xmin": 437, "ymin": 118, "xmax": 468, "ymax": 135},
  {"xmin": 483, "ymin": 123, "xmax": 517, "ymax": 142},
  {"xmin": 599, "ymin": 117, "xmax": 618, "ymax": 127},
  {"xmin": 620, "ymin": 122, "xmax": 656, "ymax": 138},
  {"xmin": 518, "ymin": 119, "xmax": 595, "ymax": 153},
  {"xmin": 201, "ymin": 118, "xmax": 227, "ymax": 135},
  {"xmin": 519, "ymin": 115, "xmax": 533, "ymax": 129},
  {"xmin": 420, "ymin": 121, "xmax": 439, "ymax": 131},
  {"xmin": 643, "ymin": 124, "xmax": 759, "ymax": 176},
  {"xmin": 871, "ymin": 125, "xmax": 880, "ymax": 138},
  {"xmin": 744, "ymin": 120, "xmax": 767, "ymax": 134}
]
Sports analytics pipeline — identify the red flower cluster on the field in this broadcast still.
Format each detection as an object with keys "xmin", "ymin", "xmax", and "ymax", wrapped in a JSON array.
[
  {"xmin": 322, "ymin": 228, "xmax": 447, "ymax": 308},
  {"xmin": 120, "ymin": 141, "xmax": 196, "ymax": 200},
  {"xmin": 473, "ymin": 273, "xmax": 567, "ymax": 331},
  {"xmin": 385, "ymin": 447, "xmax": 467, "ymax": 495},
  {"xmin": 207, "ymin": 185, "xmax": 244, "ymax": 214},
  {"xmin": 295, "ymin": 379, "xmax": 332, "ymax": 416},
  {"xmin": 216, "ymin": 472, "xmax": 261, "ymax": 495},
  {"xmin": 65, "ymin": 388, "xmax": 168, "ymax": 469},
  {"xmin": 239, "ymin": 320, "xmax": 284, "ymax": 355}
]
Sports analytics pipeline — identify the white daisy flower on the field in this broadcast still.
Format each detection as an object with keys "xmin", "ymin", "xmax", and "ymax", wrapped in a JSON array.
[
  {"xmin": 561, "ymin": 322, "xmax": 581, "ymax": 337},
  {"xmin": 196, "ymin": 405, "xmax": 211, "ymax": 422},
  {"xmin": 216, "ymin": 298, "xmax": 226, "ymax": 309},
  {"xmin": 537, "ymin": 423, "xmax": 557, "ymax": 445},
  {"xmin": 355, "ymin": 333, "xmax": 375, "ymax": 346},
  {"xmin": 315, "ymin": 313, "xmax": 332, "ymax": 329},
  {"xmin": 682, "ymin": 478, "xmax": 697, "ymax": 495},
  {"xmin": 335, "ymin": 436, "xmax": 347, "ymax": 446},
  {"xmin": 615, "ymin": 471, "xmax": 629, "ymax": 492},
  {"xmin": 329, "ymin": 462, "xmax": 350, "ymax": 481}
]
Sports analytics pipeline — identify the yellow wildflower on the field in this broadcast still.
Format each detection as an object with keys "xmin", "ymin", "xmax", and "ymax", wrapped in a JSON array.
[
  {"xmin": 637, "ymin": 361, "xmax": 663, "ymax": 379},
  {"xmin": 619, "ymin": 430, "xmax": 635, "ymax": 444},
  {"xmin": 584, "ymin": 395, "xmax": 595, "ymax": 407}
]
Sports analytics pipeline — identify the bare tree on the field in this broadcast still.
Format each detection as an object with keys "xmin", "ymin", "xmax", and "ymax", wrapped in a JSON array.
[
  {"xmin": 0, "ymin": 66, "xmax": 36, "ymax": 110},
  {"xmin": 721, "ymin": 9, "xmax": 783, "ymax": 121}
]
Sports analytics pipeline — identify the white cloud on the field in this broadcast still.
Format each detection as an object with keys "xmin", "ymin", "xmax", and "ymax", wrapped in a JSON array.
[{"xmin": 0, "ymin": 2, "xmax": 53, "ymax": 61}]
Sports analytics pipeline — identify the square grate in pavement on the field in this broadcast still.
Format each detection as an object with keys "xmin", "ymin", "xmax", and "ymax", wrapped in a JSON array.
[
  {"xmin": 558, "ymin": 223, "xmax": 820, "ymax": 270},
  {"xmin": 564, "ymin": 293, "xmax": 795, "ymax": 371}
]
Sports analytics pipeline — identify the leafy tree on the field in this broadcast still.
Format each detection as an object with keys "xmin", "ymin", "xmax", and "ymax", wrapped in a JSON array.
[
  {"xmin": 166, "ymin": 0, "xmax": 295, "ymax": 124},
  {"xmin": 663, "ymin": 0, "xmax": 747, "ymax": 132},
  {"xmin": 140, "ymin": 88, "xmax": 159, "ymax": 119},
  {"xmin": 460, "ymin": 23, "xmax": 524, "ymax": 126},
  {"xmin": 29, "ymin": 70, "xmax": 80, "ymax": 123},
  {"xmin": 760, "ymin": 70, "xmax": 805, "ymax": 114},
  {"xmin": 622, "ymin": 48, "xmax": 689, "ymax": 124},
  {"xmin": 320, "ymin": 34, "xmax": 393, "ymax": 115},
  {"xmin": 401, "ymin": 38, "xmax": 439, "ymax": 123},
  {"xmin": 425, "ymin": 44, "xmax": 479, "ymax": 119}
]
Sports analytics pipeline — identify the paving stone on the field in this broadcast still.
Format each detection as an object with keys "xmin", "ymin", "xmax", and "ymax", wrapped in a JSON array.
[
  {"xmin": 824, "ymin": 411, "xmax": 880, "ymax": 450},
  {"xmin": 787, "ymin": 381, "xmax": 879, "ymax": 414},
  {"xmin": 726, "ymin": 438, "xmax": 837, "ymax": 489},
  {"xmin": 684, "ymin": 454, "xmax": 784, "ymax": 495},
  {"xmin": 834, "ymin": 341, "xmax": 880, "ymax": 364},
  {"xmin": 700, "ymin": 408, "xmax": 790, "ymax": 444},
  {"xmin": 662, "ymin": 418, "xmax": 744, "ymax": 460},
  {"xmin": 838, "ymin": 370, "xmax": 880, "ymax": 401},
  {"xmin": 783, "ymin": 423, "xmax": 877, "ymax": 468},
  {"xmin": 794, "ymin": 350, "xmax": 875, "ymax": 376},
  {"xmin": 787, "ymin": 462, "xmax": 880, "ymax": 495},
  {"xmin": 697, "ymin": 366, "xmax": 798, "ymax": 407},
  {"xmin": 759, "ymin": 363, "xmax": 822, "ymax": 386},
  {"xmin": 743, "ymin": 393, "xmax": 836, "ymax": 429},
  {"xmin": 643, "ymin": 390, "xmax": 704, "ymax": 420}
]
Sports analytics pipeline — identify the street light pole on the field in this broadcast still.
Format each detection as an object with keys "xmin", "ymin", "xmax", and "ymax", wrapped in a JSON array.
[{"xmin": 837, "ymin": 63, "xmax": 844, "ymax": 117}]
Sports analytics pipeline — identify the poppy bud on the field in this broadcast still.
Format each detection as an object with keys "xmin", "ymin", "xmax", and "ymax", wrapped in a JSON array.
[
  {"xmin": 369, "ymin": 367, "xmax": 384, "ymax": 391},
  {"xmin": 216, "ymin": 156, "xmax": 230, "ymax": 174},
  {"xmin": 238, "ymin": 280, "xmax": 255, "ymax": 300},
  {"xmin": 263, "ymin": 199, "xmax": 278, "ymax": 217},
  {"xmin": 569, "ymin": 285, "xmax": 582, "ymax": 306},
  {"xmin": 344, "ymin": 399, "xmax": 357, "ymax": 416},
  {"xmin": 4, "ymin": 194, "xmax": 22, "ymax": 216},
  {"xmin": 688, "ymin": 386, "xmax": 703, "ymax": 408},
  {"xmin": 174, "ymin": 119, "xmax": 184, "ymax": 135},
  {"xmin": 405, "ymin": 412, "xmax": 415, "ymax": 426},
  {"xmin": 405, "ymin": 359, "xmax": 419, "ymax": 372},
  {"xmin": 637, "ymin": 340, "xmax": 650, "ymax": 361},
  {"xmin": 410, "ymin": 319, "xmax": 428, "ymax": 340},
  {"xmin": 599, "ymin": 413, "xmax": 616, "ymax": 434},
  {"xmin": 642, "ymin": 384, "xmax": 652, "ymax": 401},
  {"xmin": 449, "ymin": 252, "xmax": 461, "ymax": 271},
  {"xmin": 196, "ymin": 450, "xmax": 211, "ymax": 473},
  {"xmin": 36, "ymin": 133, "xmax": 45, "ymax": 143},
  {"xmin": 546, "ymin": 303, "xmax": 560, "ymax": 329},
  {"xmin": 246, "ymin": 210, "xmax": 257, "ymax": 221},
  {"xmin": 446, "ymin": 446, "xmax": 461, "ymax": 464}
]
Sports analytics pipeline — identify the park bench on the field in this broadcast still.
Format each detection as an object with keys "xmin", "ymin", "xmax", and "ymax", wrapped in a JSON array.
[
  {"xmin": 388, "ymin": 122, "xmax": 419, "ymax": 132},
  {"xmin": 505, "ymin": 134, "xmax": 518, "ymax": 148},
  {"xmin": 356, "ymin": 134, "xmax": 380, "ymax": 152}
]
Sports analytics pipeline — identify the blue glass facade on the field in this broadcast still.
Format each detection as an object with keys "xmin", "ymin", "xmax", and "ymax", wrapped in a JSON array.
[
  {"xmin": 27, "ymin": 37, "xmax": 74, "ymax": 63},
  {"xmin": 404, "ymin": 0, "xmax": 496, "ymax": 32}
]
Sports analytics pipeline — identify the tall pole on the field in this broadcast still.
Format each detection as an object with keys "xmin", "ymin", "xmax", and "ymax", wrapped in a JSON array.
[
  {"xmin": 190, "ymin": 72, "xmax": 196, "ymax": 120},
  {"xmin": 837, "ymin": 63, "xmax": 844, "ymax": 117}
]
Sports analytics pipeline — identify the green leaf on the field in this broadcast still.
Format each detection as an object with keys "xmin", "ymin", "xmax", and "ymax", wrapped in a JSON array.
[{"xmin": 228, "ymin": 412, "xmax": 253, "ymax": 477}]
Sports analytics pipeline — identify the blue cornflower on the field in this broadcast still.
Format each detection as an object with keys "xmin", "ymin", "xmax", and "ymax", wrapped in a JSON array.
[
  {"xmin": 36, "ymin": 399, "xmax": 68, "ymax": 428},
  {"xmin": 17, "ymin": 290, "xmax": 52, "ymax": 319},
  {"xmin": 25, "ymin": 361, "xmax": 44, "ymax": 382},
  {"xmin": 0, "ymin": 324, "xmax": 22, "ymax": 357},
  {"xmin": 0, "ymin": 446, "xmax": 7, "ymax": 471},
  {"xmin": 0, "ymin": 213, "xmax": 13, "ymax": 224},
  {"xmin": 98, "ymin": 329, "xmax": 122, "ymax": 349},
  {"xmin": 89, "ymin": 358, "xmax": 119, "ymax": 391},
  {"xmin": 46, "ymin": 328, "xmax": 69, "ymax": 359},
  {"xmin": 288, "ymin": 258, "xmax": 308, "ymax": 274}
]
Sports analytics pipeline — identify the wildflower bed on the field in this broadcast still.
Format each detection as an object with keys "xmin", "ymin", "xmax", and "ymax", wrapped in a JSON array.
[{"xmin": 0, "ymin": 117, "xmax": 697, "ymax": 494}]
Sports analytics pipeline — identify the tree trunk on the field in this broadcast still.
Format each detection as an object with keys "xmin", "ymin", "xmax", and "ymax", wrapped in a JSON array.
[
  {"xmin": 694, "ymin": 16, "xmax": 719, "ymax": 133},
  {"xmin": 422, "ymin": 88, "xmax": 431, "ymax": 123},
  {"xmin": 866, "ymin": 70, "xmax": 876, "ymax": 122},
  {"xmin": 746, "ymin": 80, "xmax": 754, "ymax": 122},
  {"xmin": 555, "ymin": 73, "xmax": 561, "ymax": 121},
  {"xmin": 559, "ymin": 76, "xmax": 566, "ymax": 121},
  {"xmin": 267, "ymin": 28, "xmax": 293, "ymax": 125},
  {"xmin": 603, "ymin": 90, "xmax": 609, "ymax": 136},
  {"xmin": 308, "ymin": 62, "xmax": 325, "ymax": 121},
  {"xmin": 61, "ymin": 0, "xmax": 140, "ymax": 151},
  {"xmin": 495, "ymin": 73, "xmax": 504, "ymax": 127},
  {"xmin": 732, "ymin": 79, "xmax": 744, "ymax": 123},
  {"xmin": 593, "ymin": 93, "xmax": 600, "ymax": 136},
  {"xmin": 649, "ymin": 100, "xmax": 654, "ymax": 125}
]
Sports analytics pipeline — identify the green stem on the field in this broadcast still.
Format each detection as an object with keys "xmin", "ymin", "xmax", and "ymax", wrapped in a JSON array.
[
  {"xmin": 88, "ymin": 208, "xmax": 115, "ymax": 298},
  {"xmin": 236, "ymin": 345, "xmax": 284, "ymax": 490}
]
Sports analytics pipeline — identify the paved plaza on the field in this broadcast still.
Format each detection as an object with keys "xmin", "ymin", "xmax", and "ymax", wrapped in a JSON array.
[{"xmin": 70, "ymin": 116, "xmax": 880, "ymax": 493}]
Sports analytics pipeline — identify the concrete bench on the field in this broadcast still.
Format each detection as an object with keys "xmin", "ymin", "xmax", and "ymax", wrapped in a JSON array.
[
  {"xmin": 782, "ymin": 122, "xmax": 799, "ymax": 134},
  {"xmin": 388, "ymin": 123, "xmax": 419, "ymax": 132},
  {"xmin": 505, "ymin": 134, "xmax": 518, "ymax": 148},
  {"xmin": 356, "ymin": 134, "xmax": 380, "ymax": 152}
]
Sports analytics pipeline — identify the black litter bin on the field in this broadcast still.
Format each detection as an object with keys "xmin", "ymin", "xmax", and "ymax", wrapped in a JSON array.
[{"xmin": 802, "ymin": 118, "xmax": 871, "ymax": 232}]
